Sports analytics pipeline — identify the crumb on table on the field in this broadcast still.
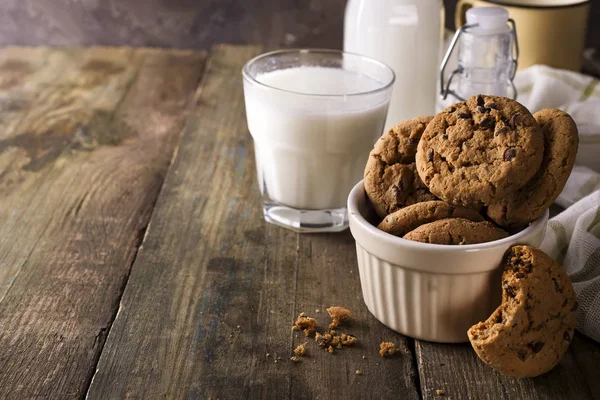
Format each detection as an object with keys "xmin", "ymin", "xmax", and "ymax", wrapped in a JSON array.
[
  {"xmin": 293, "ymin": 313, "xmax": 318, "ymax": 337},
  {"xmin": 435, "ymin": 389, "xmax": 446, "ymax": 396},
  {"xmin": 379, "ymin": 342, "xmax": 397, "ymax": 358},
  {"xmin": 341, "ymin": 333, "xmax": 357, "ymax": 346},
  {"xmin": 327, "ymin": 306, "xmax": 351, "ymax": 329},
  {"xmin": 291, "ymin": 356, "xmax": 301, "ymax": 362},
  {"xmin": 294, "ymin": 343, "xmax": 307, "ymax": 357},
  {"xmin": 355, "ymin": 369, "xmax": 362, "ymax": 375}
]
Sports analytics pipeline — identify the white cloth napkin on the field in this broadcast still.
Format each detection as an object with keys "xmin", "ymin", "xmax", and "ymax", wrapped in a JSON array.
[{"xmin": 516, "ymin": 65, "xmax": 600, "ymax": 343}]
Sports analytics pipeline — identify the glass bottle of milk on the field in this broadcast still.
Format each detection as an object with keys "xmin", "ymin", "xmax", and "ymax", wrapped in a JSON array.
[{"xmin": 344, "ymin": 0, "xmax": 445, "ymax": 131}]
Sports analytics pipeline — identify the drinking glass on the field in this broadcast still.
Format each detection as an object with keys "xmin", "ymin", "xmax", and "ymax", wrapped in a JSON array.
[{"xmin": 243, "ymin": 49, "xmax": 394, "ymax": 232}]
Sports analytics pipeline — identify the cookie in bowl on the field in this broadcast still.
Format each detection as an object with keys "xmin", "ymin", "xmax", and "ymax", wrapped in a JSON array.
[
  {"xmin": 403, "ymin": 218, "xmax": 509, "ymax": 245},
  {"xmin": 378, "ymin": 200, "xmax": 484, "ymax": 237},
  {"xmin": 415, "ymin": 95, "xmax": 544, "ymax": 208},
  {"xmin": 364, "ymin": 116, "xmax": 436, "ymax": 219},
  {"xmin": 487, "ymin": 109, "xmax": 579, "ymax": 228}
]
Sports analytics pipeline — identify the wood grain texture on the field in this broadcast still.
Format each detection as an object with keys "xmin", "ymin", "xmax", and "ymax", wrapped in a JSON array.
[
  {"xmin": 0, "ymin": 0, "xmax": 597, "ymax": 53},
  {"xmin": 85, "ymin": 44, "xmax": 421, "ymax": 400},
  {"xmin": 416, "ymin": 338, "xmax": 594, "ymax": 399},
  {"xmin": 0, "ymin": 47, "xmax": 206, "ymax": 399}
]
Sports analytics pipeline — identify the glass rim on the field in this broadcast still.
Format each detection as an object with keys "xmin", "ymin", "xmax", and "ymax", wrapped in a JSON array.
[{"xmin": 242, "ymin": 48, "xmax": 396, "ymax": 98}]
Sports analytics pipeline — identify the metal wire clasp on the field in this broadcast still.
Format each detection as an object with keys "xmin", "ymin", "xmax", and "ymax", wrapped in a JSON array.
[{"xmin": 439, "ymin": 19, "xmax": 519, "ymax": 102}]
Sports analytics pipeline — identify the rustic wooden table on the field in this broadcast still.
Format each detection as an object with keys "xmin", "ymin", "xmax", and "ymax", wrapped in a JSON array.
[{"xmin": 0, "ymin": 45, "xmax": 598, "ymax": 400}]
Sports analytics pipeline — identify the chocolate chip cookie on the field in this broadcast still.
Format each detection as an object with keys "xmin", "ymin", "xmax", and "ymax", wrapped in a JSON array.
[
  {"xmin": 378, "ymin": 200, "xmax": 484, "ymax": 237},
  {"xmin": 415, "ymin": 95, "xmax": 544, "ymax": 207},
  {"xmin": 468, "ymin": 245, "xmax": 577, "ymax": 378},
  {"xmin": 487, "ymin": 109, "xmax": 579, "ymax": 228},
  {"xmin": 403, "ymin": 218, "xmax": 509, "ymax": 245},
  {"xmin": 364, "ymin": 116, "xmax": 437, "ymax": 218}
]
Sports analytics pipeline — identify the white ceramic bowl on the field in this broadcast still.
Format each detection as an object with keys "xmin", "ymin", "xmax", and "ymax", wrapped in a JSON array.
[{"xmin": 348, "ymin": 180, "xmax": 548, "ymax": 343}]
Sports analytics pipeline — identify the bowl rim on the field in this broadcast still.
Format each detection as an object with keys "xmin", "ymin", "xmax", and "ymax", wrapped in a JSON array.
[{"xmin": 348, "ymin": 179, "xmax": 549, "ymax": 252}]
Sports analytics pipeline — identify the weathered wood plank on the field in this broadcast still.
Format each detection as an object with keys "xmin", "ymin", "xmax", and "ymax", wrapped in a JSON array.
[
  {"xmin": 571, "ymin": 333, "xmax": 600, "ymax": 399},
  {"xmin": 294, "ymin": 232, "xmax": 421, "ymax": 399},
  {"xmin": 0, "ymin": 47, "xmax": 206, "ymax": 399},
  {"xmin": 416, "ymin": 338, "xmax": 593, "ymax": 399},
  {"xmin": 0, "ymin": 46, "xmax": 137, "ymax": 301},
  {"xmin": 86, "ymin": 44, "xmax": 421, "ymax": 400}
]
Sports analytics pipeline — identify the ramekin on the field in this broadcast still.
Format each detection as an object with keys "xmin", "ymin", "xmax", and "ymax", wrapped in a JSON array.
[{"xmin": 348, "ymin": 180, "xmax": 548, "ymax": 343}]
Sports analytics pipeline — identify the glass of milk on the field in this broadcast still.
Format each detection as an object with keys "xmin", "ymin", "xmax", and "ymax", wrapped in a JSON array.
[{"xmin": 243, "ymin": 49, "xmax": 394, "ymax": 232}]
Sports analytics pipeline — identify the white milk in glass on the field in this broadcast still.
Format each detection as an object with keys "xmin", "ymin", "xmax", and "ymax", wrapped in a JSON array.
[
  {"xmin": 345, "ymin": 0, "xmax": 444, "ymax": 130},
  {"xmin": 245, "ymin": 66, "xmax": 389, "ymax": 210}
]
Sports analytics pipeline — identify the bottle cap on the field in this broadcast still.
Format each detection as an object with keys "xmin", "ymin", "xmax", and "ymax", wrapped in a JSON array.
[{"xmin": 466, "ymin": 7, "xmax": 509, "ymax": 32}]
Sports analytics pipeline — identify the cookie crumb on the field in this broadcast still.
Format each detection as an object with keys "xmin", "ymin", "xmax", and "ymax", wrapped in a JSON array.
[
  {"xmin": 355, "ymin": 369, "xmax": 362, "ymax": 375},
  {"xmin": 379, "ymin": 342, "xmax": 397, "ymax": 358},
  {"xmin": 316, "ymin": 332, "xmax": 332, "ymax": 350},
  {"xmin": 293, "ymin": 343, "xmax": 307, "ymax": 357},
  {"xmin": 341, "ymin": 333, "xmax": 357, "ymax": 346},
  {"xmin": 293, "ymin": 313, "xmax": 318, "ymax": 337},
  {"xmin": 266, "ymin": 353, "xmax": 271, "ymax": 358},
  {"xmin": 327, "ymin": 306, "xmax": 351, "ymax": 329},
  {"xmin": 274, "ymin": 360, "xmax": 278, "ymax": 363},
  {"xmin": 436, "ymin": 389, "xmax": 445, "ymax": 397},
  {"xmin": 362, "ymin": 355, "xmax": 366, "ymax": 359},
  {"xmin": 236, "ymin": 325, "xmax": 241, "ymax": 329},
  {"xmin": 291, "ymin": 356, "xmax": 301, "ymax": 362},
  {"xmin": 327, "ymin": 346, "xmax": 334, "ymax": 353}
]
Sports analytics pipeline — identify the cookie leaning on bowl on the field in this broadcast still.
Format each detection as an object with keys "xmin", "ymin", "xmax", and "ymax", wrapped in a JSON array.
[
  {"xmin": 487, "ymin": 109, "xmax": 579, "ymax": 228},
  {"xmin": 364, "ymin": 116, "xmax": 437, "ymax": 219},
  {"xmin": 378, "ymin": 200, "xmax": 484, "ymax": 237},
  {"xmin": 468, "ymin": 245, "xmax": 577, "ymax": 378},
  {"xmin": 415, "ymin": 95, "xmax": 545, "ymax": 208}
]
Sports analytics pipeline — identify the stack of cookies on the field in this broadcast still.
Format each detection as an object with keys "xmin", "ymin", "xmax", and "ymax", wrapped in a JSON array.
[
  {"xmin": 364, "ymin": 94, "xmax": 579, "ymax": 244},
  {"xmin": 363, "ymin": 95, "xmax": 580, "ymax": 378}
]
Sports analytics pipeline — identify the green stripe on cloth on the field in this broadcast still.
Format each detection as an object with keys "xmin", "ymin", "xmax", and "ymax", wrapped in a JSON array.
[
  {"xmin": 518, "ymin": 84, "xmax": 533, "ymax": 96},
  {"xmin": 549, "ymin": 220, "xmax": 570, "ymax": 264},
  {"xmin": 580, "ymin": 79, "xmax": 600, "ymax": 102},
  {"xmin": 588, "ymin": 204, "xmax": 600, "ymax": 233}
]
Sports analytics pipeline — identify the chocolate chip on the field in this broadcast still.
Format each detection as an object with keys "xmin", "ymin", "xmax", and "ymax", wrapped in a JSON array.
[
  {"xmin": 487, "ymin": 103, "xmax": 499, "ymax": 110},
  {"xmin": 494, "ymin": 126, "xmax": 510, "ymax": 137},
  {"xmin": 517, "ymin": 350, "xmax": 528, "ymax": 361},
  {"xmin": 505, "ymin": 285, "xmax": 516, "ymax": 298},
  {"xmin": 564, "ymin": 331, "xmax": 571, "ymax": 341},
  {"xmin": 427, "ymin": 150, "xmax": 434, "ymax": 162},
  {"xmin": 477, "ymin": 106, "xmax": 486, "ymax": 114},
  {"xmin": 516, "ymin": 272, "xmax": 525, "ymax": 279},
  {"xmin": 530, "ymin": 341, "xmax": 545, "ymax": 353},
  {"xmin": 443, "ymin": 134, "xmax": 448, "ymax": 140},
  {"xmin": 458, "ymin": 112, "xmax": 471, "ymax": 119},
  {"xmin": 552, "ymin": 278, "xmax": 562, "ymax": 293},
  {"xmin": 504, "ymin": 148, "xmax": 517, "ymax": 161},
  {"xmin": 495, "ymin": 311, "xmax": 503, "ymax": 324},
  {"xmin": 571, "ymin": 301, "xmax": 579, "ymax": 312},
  {"xmin": 449, "ymin": 106, "xmax": 456, "ymax": 113},
  {"xmin": 477, "ymin": 95, "xmax": 485, "ymax": 106},
  {"xmin": 509, "ymin": 113, "xmax": 520, "ymax": 130},
  {"xmin": 479, "ymin": 117, "xmax": 493, "ymax": 130}
]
